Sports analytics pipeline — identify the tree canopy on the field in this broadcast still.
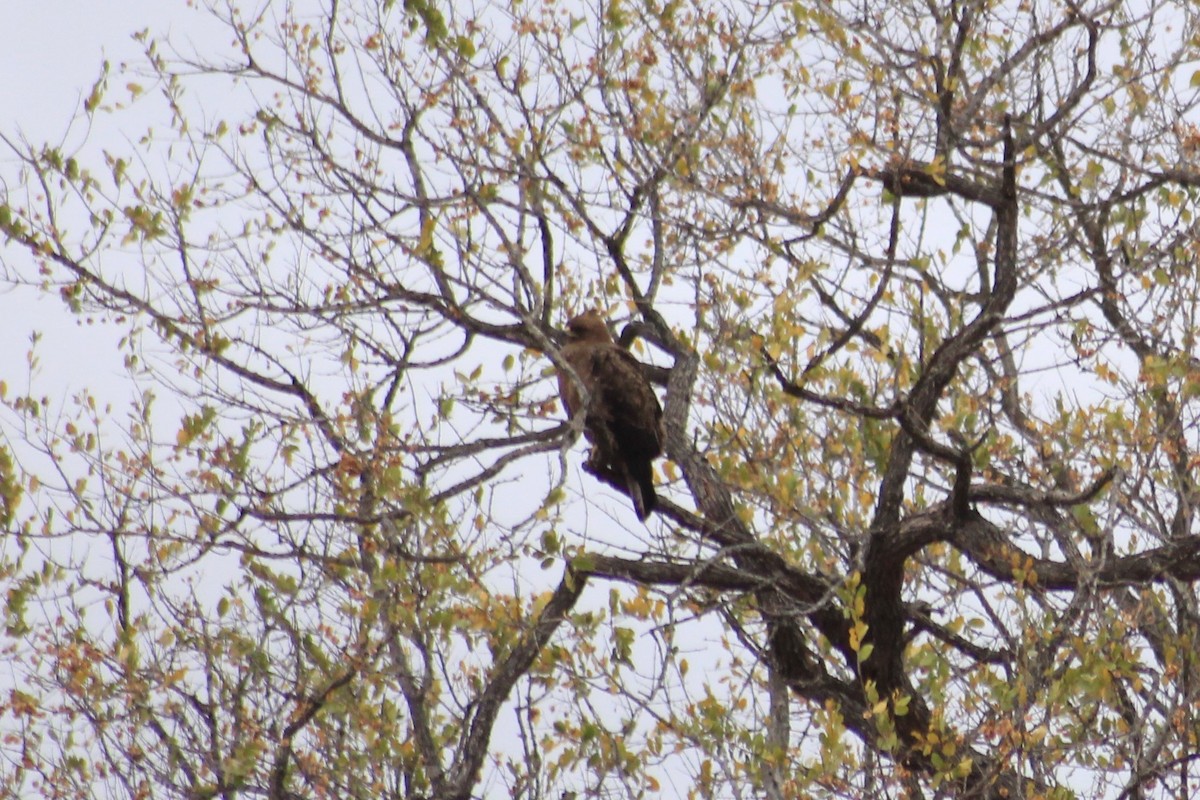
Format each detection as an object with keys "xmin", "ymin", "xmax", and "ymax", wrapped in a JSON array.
[{"xmin": 4, "ymin": 0, "xmax": 1200, "ymax": 797}]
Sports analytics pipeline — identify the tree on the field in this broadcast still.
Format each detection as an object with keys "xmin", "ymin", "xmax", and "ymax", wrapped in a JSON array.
[{"xmin": 3, "ymin": 0, "xmax": 1200, "ymax": 797}]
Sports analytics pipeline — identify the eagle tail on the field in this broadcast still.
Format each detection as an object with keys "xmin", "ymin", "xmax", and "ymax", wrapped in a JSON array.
[{"xmin": 626, "ymin": 458, "xmax": 657, "ymax": 521}]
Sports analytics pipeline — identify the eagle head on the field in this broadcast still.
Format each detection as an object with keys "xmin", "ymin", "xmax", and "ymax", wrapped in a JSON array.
[{"xmin": 565, "ymin": 310, "xmax": 613, "ymax": 344}]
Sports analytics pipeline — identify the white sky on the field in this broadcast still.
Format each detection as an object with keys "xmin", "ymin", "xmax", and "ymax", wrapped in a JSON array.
[
  {"xmin": 0, "ymin": 2, "xmax": 177, "ymax": 139},
  {"xmin": 0, "ymin": 3, "xmax": 184, "ymax": 400}
]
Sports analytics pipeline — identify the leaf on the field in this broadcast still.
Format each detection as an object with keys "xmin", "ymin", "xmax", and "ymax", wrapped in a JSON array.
[
  {"xmin": 403, "ymin": 0, "xmax": 448, "ymax": 43},
  {"xmin": 84, "ymin": 61, "xmax": 110, "ymax": 113}
]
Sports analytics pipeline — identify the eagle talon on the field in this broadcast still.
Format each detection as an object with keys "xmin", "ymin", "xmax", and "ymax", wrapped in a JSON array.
[{"xmin": 585, "ymin": 449, "xmax": 605, "ymax": 470}]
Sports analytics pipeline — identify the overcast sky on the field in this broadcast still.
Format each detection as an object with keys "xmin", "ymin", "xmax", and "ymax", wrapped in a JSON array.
[
  {"xmin": 0, "ymin": 2, "xmax": 179, "ymax": 139},
  {"xmin": 0, "ymin": 2, "xmax": 185, "ymax": 399}
]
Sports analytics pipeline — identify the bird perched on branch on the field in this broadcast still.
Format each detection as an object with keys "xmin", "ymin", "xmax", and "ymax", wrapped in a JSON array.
[{"xmin": 557, "ymin": 311, "xmax": 664, "ymax": 520}]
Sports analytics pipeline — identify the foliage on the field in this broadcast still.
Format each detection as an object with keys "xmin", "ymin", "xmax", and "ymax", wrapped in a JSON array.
[{"xmin": 3, "ymin": 0, "xmax": 1200, "ymax": 798}]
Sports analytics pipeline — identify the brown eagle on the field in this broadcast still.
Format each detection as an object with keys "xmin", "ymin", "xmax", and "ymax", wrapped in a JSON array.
[{"xmin": 557, "ymin": 311, "xmax": 664, "ymax": 520}]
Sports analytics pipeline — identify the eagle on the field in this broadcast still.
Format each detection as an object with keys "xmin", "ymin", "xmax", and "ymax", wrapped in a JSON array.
[{"xmin": 557, "ymin": 311, "xmax": 664, "ymax": 520}]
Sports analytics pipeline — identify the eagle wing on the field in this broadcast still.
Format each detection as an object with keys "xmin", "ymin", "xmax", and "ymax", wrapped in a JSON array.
[{"xmin": 586, "ymin": 346, "xmax": 663, "ymax": 459}]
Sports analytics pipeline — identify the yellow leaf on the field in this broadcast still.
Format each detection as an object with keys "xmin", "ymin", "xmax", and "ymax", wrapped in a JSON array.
[
  {"xmin": 849, "ymin": 620, "xmax": 869, "ymax": 651},
  {"xmin": 416, "ymin": 216, "xmax": 437, "ymax": 258}
]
